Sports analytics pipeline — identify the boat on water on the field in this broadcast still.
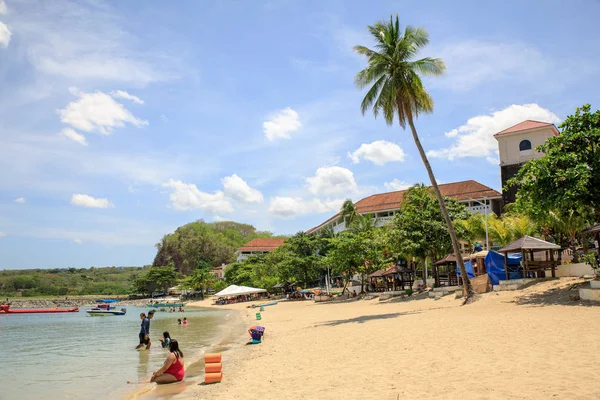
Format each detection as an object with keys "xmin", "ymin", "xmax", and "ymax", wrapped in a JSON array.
[
  {"xmin": 95, "ymin": 299, "xmax": 119, "ymax": 303},
  {"xmin": 0, "ymin": 304, "xmax": 79, "ymax": 314},
  {"xmin": 86, "ymin": 307, "xmax": 127, "ymax": 316},
  {"xmin": 146, "ymin": 298, "xmax": 186, "ymax": 308}
]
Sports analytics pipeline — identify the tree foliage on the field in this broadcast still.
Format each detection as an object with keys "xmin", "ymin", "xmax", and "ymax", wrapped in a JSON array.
[
  {"xmin": 133, "ymin": 266, "xmax": 179, "ymax": 296},
  {"xmin": 510, "ymin": 104, "xmax": 600, "ymax": 222}
]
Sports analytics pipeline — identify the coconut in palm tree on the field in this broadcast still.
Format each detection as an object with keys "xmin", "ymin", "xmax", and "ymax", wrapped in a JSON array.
[{"xmin": 354, "ymin": 15, "xmax": 474, "ymax": 297}]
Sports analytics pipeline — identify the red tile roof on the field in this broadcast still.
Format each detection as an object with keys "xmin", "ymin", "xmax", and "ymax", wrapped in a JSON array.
[
  {"xmin": 306, "ymin": 180, "xmax": 501, "ymax": 234},
  {"xmin": 237, "ymin": 238, "xmax": 286, "ymax": 252},
  {"xmin": 494, "ymin": 120, "xmax": 558, "ymax": 137}
]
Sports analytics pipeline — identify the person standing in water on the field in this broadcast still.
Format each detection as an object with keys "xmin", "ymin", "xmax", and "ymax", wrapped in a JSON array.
[
  {"xmin": 136, "ymin": 313, "xmax": 150, "ymax": 349},
  {"xmin": 159, "ymin": 331, "xmax": 171, "ymax": 348},
  {"xmin": 151, "ymin": 339, "xmax": 185, "ymax": 384},
  {"xmin": 145, "ymin": 310, "xmax": 155, "ymax": 349}
]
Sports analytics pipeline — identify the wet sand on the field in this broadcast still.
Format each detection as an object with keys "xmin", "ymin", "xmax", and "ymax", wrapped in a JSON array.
[{"xmin": 174, "ymin": 278, "xmax": 600, "ymax": 400}]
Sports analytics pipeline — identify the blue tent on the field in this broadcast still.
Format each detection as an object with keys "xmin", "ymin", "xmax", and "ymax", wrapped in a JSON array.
[
  {"xmin": 455, "ymin": 260, "xmax": 475, "ymax": 279},
  {"xmin": 484, "ymin": 251, "xmax": 522, "ymax": 285}
]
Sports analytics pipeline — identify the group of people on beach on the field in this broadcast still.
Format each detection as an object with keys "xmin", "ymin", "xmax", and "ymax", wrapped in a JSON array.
[{"xmin": 136, "ymin": 310, "xmax": 186, "ymax": 384}]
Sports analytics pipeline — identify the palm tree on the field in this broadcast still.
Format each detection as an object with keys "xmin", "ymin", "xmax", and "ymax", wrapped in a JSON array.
[
  {"xmin": 488, "ymin": 218, "xmax": 513, "ymax": 247},
  {"xmin": 354, "ymin": 15, "xmax": 473, "ymax": 297},
  {"xmin": 340, "ymin": 199, "xmax": 358, "ymax": 226},
  {"xmin": 349, "ymin": 213, "xmax": 378, "ymax": 234},
  {"xmin": 548, "ymin": 210, "xmax": 586, "ymax": 262}
]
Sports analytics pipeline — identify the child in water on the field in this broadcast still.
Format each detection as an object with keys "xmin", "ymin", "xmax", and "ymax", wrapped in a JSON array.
[
  {"xmin": 178, "ymin": 319, "xmax": 182, "ymax": 325},
  {"xmin": 183, "ymin": 317, "xmax": 188, "ymax": 325},
  {"xmin": 159, "ymin": 331, "xmax": 171, "ymax": 348}
]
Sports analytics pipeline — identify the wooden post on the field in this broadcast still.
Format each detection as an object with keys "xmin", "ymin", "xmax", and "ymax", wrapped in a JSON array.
[
  {"xmin": 521, "ymin": 249, "xmax": 527, "ymax": 278},
  {"xmin": 503, "ymin": 251, "xmax": 510, "ymax": 280},
  {"xmin": 550, "ymin": 250, "xmax": 556, "ymax": 278}
]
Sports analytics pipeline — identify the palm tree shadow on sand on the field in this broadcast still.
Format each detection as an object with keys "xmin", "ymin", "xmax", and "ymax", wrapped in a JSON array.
[{"xmin": 314, "ymin": 311, "xmax": 421, "ymax": 327}]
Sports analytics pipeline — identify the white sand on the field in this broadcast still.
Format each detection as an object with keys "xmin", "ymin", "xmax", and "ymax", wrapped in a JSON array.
[{"xmin": 178, "ymin": 278, "xmax": 599, "ymax": 400}]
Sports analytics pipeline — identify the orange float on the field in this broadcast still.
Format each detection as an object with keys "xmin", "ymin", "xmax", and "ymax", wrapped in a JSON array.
[
  {"xmin": 204, "ymin": 372, "xmax": 222, "ymax": 384},
  {"xmin": 204, "ymin": 353, "xmax": 222, "ymax": 363},
  {"xmin": 205, "ymin": 363, "xmax": 222, "ymax": 373}
]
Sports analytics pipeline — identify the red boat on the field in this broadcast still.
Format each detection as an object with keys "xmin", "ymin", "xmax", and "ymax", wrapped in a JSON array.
[{"xmin": 0, "ymin": 304, "xmax": 79, "ymax": 314}]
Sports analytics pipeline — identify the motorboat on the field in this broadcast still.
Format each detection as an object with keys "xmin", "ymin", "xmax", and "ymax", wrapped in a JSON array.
[
  {"xmin": 146, "ymin": 298, "xmax": 186, "ymax": 308},
  {"xmin": 86, "ymin": 306, "xmax": 127, "ymax": 316},
  {"xmin": 0, "ymin": 304, "xmax": 79, "ymax": 314}
]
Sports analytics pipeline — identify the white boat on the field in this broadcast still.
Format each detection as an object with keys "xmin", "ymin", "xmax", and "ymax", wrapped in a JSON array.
[{"xmin": 86, "ymin": 307, "xmax": 127, "ymax": 316}]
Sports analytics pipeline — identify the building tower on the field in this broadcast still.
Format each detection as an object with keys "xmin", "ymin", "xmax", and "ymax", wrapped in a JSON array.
[{"xmin": 494, "ymin": 120, "xmax": 559, "ymax": 206}]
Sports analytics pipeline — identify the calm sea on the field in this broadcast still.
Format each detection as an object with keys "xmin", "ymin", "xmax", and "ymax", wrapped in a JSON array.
[{"xmin": 0, "ymin": 306, "xmax": 230, "ymax": 400}]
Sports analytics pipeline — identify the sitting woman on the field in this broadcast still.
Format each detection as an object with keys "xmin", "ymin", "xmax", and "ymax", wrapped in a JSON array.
[
  {"xmin": 159, "ymin": 331, "xmax": 171, "ymax": 348},
  {"xmin": 151, "ymin": 339, "xmax": 185, "ymax": 384}
]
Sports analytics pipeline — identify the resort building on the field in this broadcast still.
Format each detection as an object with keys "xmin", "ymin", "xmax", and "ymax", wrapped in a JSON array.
[
  {"xmin": 306, "ymin": 180, "xmax": 502, "ymax": 236},
  {"xmin": 494, "ymin": 120, "xmax": 559, "ymax": 206},
  {"xmin": 211, "ymin": 263, "xmax": 227, "ymax": 280},
  {"xmin": 235, "ymin": 238, "xmax": 287, "ymax": 262}
]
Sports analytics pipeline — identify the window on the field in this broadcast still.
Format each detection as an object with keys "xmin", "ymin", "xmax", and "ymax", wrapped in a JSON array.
[{"xmin": 519, "ymin": 139, "xmax": 532, "ymax": 151}]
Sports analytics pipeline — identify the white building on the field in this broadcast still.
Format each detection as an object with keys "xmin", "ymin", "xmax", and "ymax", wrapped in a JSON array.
[
  {"xmin": 235, "ymin": 238, "xmax": 287, "ymax": 262},
  {"xmin": 306, "ymin": 180, "xmax": 502, "ymax": 236},
  {"xmin": 494, "ymin": 120, "xmax": 559, "ymax": 206}
]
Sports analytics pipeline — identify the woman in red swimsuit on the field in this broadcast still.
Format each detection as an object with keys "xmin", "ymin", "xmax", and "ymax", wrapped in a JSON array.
[{"xmin": 150, "ymin": 339, "xmax": 185, "ymax": 384}]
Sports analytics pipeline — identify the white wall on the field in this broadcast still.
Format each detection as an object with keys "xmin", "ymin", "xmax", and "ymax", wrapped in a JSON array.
[{"xmin": 498, "ymin": 126, "xmax": 556, "ymax": 166}]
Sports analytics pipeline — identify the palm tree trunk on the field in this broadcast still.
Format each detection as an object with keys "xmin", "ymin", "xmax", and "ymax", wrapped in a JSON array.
[{"xmin": 407, "ymin": 116, "xmax": 474, "ymax": 299}]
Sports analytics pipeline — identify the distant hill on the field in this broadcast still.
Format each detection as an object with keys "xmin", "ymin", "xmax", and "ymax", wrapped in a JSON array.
[{"xmin": 152, "ymin": 220, "xmax": 286, "ymax": 275}]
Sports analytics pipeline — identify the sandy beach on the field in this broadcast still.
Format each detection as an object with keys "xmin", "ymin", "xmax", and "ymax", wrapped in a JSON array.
[{"xmin": 174, "ymin": 278, "xmax": 600, "ymax": 400}]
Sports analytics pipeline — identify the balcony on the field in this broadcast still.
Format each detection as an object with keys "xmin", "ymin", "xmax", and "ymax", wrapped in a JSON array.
[
  {"xmin": 333, "ymin": 222, "xmax": 346, "ymax": 234},
  {"xmin": 467, "ymin": 204, "xmax": 492, "ymax": 214},
  {"xmin": 375, "ymin": 216, "xmax": 394, "ymax": 227}
]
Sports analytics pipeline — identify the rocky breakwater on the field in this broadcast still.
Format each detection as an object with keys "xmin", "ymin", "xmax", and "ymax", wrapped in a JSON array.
[{"xmin": 3, "ymin": 296, "xmax": 152, "ymax": 308}]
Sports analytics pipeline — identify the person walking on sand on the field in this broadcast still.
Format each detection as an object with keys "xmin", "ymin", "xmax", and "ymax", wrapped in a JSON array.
[
  {"xmin": 136, "ymin": 313, "xmax": 150, "ymax": 350},
  {"xmin": 150, "ymin": 339, "xmax": 185, "ymax": 384}
]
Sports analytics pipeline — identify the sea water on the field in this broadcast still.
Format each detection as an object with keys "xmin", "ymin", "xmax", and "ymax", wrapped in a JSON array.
[{"xmin": 0, "ymin": 306, "xmax": 229, "ymax": 400}]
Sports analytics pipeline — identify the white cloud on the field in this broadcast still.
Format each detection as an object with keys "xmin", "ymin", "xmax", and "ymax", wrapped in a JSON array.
[
  {"xmin": 73, "ymin": 238, "xmax": 82, "ymax": 244},
  {"xmin": 109, "ymin": 90, "xmax": 144, "ymax": 104},
  {"xmin": 268, "ymin": 196, "xmax": 333, "ymax": 219},
  {"xmin": 0, "ymin": 21, "xmax": 11, "ymax": 47},
  {"xmin": 0, "ymin": 232, "xmax": 6, "ymax": 237},
  {"xmin": 0, "ymin": 0, "xmax": 6, "ymax": 14},
  {"xmin": 14, "ymin": 197, "xmax": 26, "ymax": 204},
  {"xmin": 58, "ymin": 88, "xmax": 148, "ymax": 135},
  {"xmin": 162, "ymin": 179, "xmax": 233, "ymax": 213},
  {"xmin": 349, "ymin": 140, "xmax": 405, "ymax": 165},
  {"xmin": 263, "ymin": 107, "xmax": 301, "ymax": 141},
  {"xmin": 70, "ymin": 194, "xmax": 113, "ymax": 209},
  {"xmin": 59, "ymin": 128, "xmax": 88, "ymax": 146},
  {"xmin": 306, "ymin": 166, "xmax": 358, "ymax": 196},
  {"xmin": 160, "ymin": 114, "xmax": 169, "ymax": 123},
  {"xmin": 12, "ymin": 0, "xmax": 176, "ymax": 86},
  {"xmin": 221, "ymin": 174, "xmax": 263, "ymax": 204},
  {"xmin": 384, "ymin": 179, "xmax": 413, "ymax": 192},
  {"xmin": 427, "ymin": 104, "xmax": 560, "ymax": 161},
  {"xmin": 432, "ymin": 41, "xmax": 550, "ymax": 91}
]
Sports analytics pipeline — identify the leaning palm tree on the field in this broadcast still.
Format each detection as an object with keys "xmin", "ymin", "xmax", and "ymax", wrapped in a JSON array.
[{"xmin": 354, "ymin": 15, "xmax": 473, "ymax": 298}]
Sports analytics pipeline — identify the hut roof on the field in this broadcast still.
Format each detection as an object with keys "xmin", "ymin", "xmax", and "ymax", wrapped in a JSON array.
[
  {"xmin": 498, "ymin": 235, "xmax": 561, "ymax": 252},
  {"xmin": 434, "ymin": 254, "xmax": 458, "ymax": 265},
  {"xmin": 468, "ymin": 250, "xmax": 489, "ymax": 259},
  {"xmin": 368, "ymin": 269, "xmax": 386, "ymax": 278},
  {"xmin": 584, "ymin": 223, "xmax": 600, "ymax": 233}
]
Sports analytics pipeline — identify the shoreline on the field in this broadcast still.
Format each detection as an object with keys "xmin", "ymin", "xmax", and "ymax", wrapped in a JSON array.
[{"xmin": 127, "ymin": 301, "xmax": 251, "ymax": 400}]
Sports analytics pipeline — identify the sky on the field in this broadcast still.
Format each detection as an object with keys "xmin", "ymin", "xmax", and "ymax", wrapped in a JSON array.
[{"xmin": 1, "ymin": 0, "xmax": 599, "ymax": 269}]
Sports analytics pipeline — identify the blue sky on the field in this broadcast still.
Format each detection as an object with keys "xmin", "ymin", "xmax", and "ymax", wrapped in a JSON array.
[{"xmin": 1, "ymin": 0, "xmax": 599, "ymax": 269}]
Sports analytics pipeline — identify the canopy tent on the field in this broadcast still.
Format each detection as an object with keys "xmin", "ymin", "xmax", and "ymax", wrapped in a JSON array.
[
  {"xmin": 456, "ymin": 260, "xmax": 475, "ymax": 279},
  {"xmin": 214, "ymin": 285, "xmax": 267, "ymax": 297}
]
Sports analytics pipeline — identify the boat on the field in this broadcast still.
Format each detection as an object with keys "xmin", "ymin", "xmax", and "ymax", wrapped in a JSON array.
[
  {"xmin": 95, "ymin": 299, "xmax": 119, "ymax": 303},
  {"xmin": 146, "ymin": 298, "xmax": 186, "ymax": 308},
  {"xmin": 0, "ymin": 304, "xmax": 79, "ymax": 314},
  {"xmin": 86, "ymin": 307, "xmax": 127, "ymax": 316}
]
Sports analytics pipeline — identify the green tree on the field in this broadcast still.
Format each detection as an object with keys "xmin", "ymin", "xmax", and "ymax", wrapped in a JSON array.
[
  {"xmin": 181, "ymin": 260, "xmax": 215, "ymax": 298},
  {"xmin": 340, "ymin": 199, "xmax": 359, "ymax": 225},
  {"xmin": 510, "ymin": 104, "xmax": 600, "ymax": 222},
  {"xmin": 390, "ymin": 185, "xmax": 470, "ymax": 287},
  {"xmin": 354, "ymin": 15, "xmax": 473, "ymax": 297},
  {"xmin": 547, "ymin": 209, "xmax": 586, "ymax": 262},
  {"xmin": 134, "ymin": 266, "xmax": 178, "ymax": 296}
]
